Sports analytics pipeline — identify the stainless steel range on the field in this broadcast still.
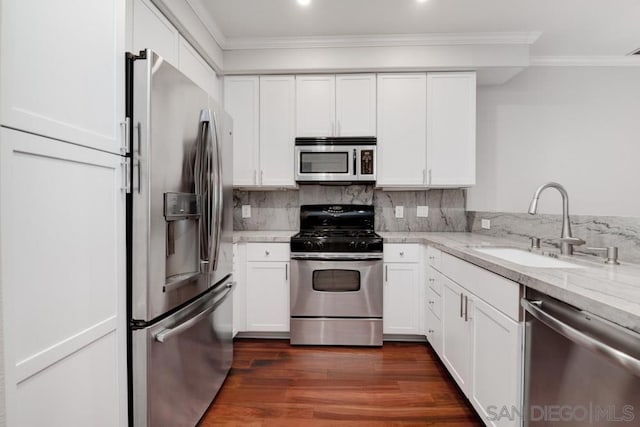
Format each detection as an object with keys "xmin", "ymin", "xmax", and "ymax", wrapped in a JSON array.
[{"xmin": 290, "ymin": 205, "xmax": 383, "ymax": 346}]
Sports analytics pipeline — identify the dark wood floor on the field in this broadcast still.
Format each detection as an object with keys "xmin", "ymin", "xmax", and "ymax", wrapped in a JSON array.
[{"xmin": 199, "ymin": 339, "xmax": 482, "ymax": 426}]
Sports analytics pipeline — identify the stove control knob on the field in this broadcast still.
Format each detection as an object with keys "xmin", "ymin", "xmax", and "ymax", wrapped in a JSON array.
[
  {"xmin": 316, "ymin": 240, "xmax": 324, "ymax": 250},
  {"xmin": 358, "ymin": 241, "xmax": 368, "ymax": 250},
  {"xmin": 304, "ymin": 241, "xmax": 314, "ymax": 250},
  {"xmin": 349, "ymin": 241, "xmax": 357, "ymax": 250}
]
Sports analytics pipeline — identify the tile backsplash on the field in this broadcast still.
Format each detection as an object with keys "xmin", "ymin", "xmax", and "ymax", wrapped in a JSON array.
[
  {"xmin": 467, "ymin": 211, "xmax": 640, "ymax": 264},
  {"xmin": 233, "ymin": 185, "xmax": 467, "ymax": 232}
]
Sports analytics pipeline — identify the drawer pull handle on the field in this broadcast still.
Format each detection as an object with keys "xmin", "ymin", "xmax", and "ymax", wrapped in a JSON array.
[
  {"xmin": 265, "ymin": 250, "xmax": 270, "ymax": 256},
  {"xmin": 428, "ymin": 300, "xmax": 434, "ymax": 305},
  {"xmin": 399, "ymin": 251, "xmax": 404, "ymax": 256},
  {"xmin": 428, "ymin": 278, "xmax": 435, "ymax": 283},
  {"xmin": 429, "ymin": 256, "xmax": 435, "ymax": 260},
  {"xmin": 428, "ymin": 329, "xmax": 434, "ymax": 334}
]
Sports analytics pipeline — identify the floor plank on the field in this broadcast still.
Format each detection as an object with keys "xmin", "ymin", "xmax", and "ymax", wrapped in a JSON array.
[{"xmin": 199, "ymin": 340, "xmax": 482, "ymax": 426}]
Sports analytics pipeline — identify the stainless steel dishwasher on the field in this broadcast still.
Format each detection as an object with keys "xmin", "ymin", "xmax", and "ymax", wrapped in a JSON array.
[{"xmin": 522, "ymin": 289, "xmax": 640, "ymax": 426}]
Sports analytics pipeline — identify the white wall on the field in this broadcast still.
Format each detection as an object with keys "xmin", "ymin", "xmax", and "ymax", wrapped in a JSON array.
[{"xmin": 468, "ymin": 66, "xmax": 640, "ymax": 217}]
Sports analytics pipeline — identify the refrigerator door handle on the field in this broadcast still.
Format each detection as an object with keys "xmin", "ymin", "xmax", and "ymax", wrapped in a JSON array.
[
  {"xmin": 196, "ymin": 109, "xmax": 213, "ymax": 272},
  {"xmin": 155, "ymin": 281, "xmax": 235, "ymax": 343},
  {"xmin": 210, "ymin": 110, "xmax": 223, "ymax": 273}
]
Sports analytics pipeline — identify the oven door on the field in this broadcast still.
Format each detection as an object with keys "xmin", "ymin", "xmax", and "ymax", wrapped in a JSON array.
[
  {"xmin": 290, "ymin": 256, "xmax": 383, "ymax": 318},
  {"xmin": 294, "ymin": 145, "xmax": 357, "ymax": 182}
]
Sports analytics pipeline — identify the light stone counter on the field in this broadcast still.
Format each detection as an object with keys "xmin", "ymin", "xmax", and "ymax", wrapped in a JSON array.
[
  {"xmin": 380, "ymin": 232, "xmax": 640, "ymax": 334},
  {"xmin": 233, "ymin": 230, "xmax": 296, "ymax": 243}
]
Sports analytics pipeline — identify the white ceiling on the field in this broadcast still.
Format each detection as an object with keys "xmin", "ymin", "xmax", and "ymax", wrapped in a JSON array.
[{"xmin": 194, "ymin": 0, "xmax": 640, "ymax": 56}]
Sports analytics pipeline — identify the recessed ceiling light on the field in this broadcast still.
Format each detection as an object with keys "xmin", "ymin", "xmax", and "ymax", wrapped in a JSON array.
[{"xmin": 297, "ymin": 0, "xmax": 311, "ymax": 6}]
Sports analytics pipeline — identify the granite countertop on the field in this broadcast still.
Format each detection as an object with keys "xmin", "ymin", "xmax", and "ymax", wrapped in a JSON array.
[
  {"xmin": 233, "ymin": 230, "xmax": 296, "ymax": 243},
  {"xmin": 233, "ymin": 230, "xmax": 640, "ymax": 333},
  {"xmin": 381, "ymin": 232, "xmax": 640, "ymax": 334}
]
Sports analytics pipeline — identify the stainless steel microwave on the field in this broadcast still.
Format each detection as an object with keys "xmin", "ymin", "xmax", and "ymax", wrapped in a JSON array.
[{"xmin": 294, "ymin": 137, "xmax": 376, "ymax": 183}]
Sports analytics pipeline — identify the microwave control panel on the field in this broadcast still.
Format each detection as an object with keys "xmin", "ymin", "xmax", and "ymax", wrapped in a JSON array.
[{"xmin": 360, "ymin": 150, "xmax": 374, "ymax": 175}]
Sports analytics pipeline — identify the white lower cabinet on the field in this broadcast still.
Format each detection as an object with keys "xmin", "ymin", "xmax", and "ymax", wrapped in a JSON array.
[
  {"xmin": 429, "ymin": 246, "xmax": 522, "ymax": 427},
  {"xmin": 244, "ymin": 243, "xmax": 290, "ymax": 332},
  {"xmin": 0, "ymin": 128, "xmax": 127, "ymax": 426},
  {"xmin": 383, "ymin": 244, "xmax": 423, "ymax": 335}
]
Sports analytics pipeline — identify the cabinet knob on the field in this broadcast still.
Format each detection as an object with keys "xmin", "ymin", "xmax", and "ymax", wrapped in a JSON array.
[
  {"xmin": 428, "ymin": 278, "xmax": 435, "ymax": 283},
  {"xmin": 399, "ymin": 251, "xmax": 404, "ymax": 256},
  {"xmin": 428, "ymin": 329, "xmax": 434, "ymax": 334},
  {"xmin": 428, "ymin": 300, "xmax": 434, "ymax": 305},
  {"xmin": 265, "ymin": 250, "xmax": 270, "ymax": 256},
  {"xmin": 428, "ymin": 256, "xmax": 435, "ymax": 260}
]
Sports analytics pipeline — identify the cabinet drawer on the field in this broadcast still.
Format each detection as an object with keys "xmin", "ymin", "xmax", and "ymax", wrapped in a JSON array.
[
  {"xmin": 246, "ymin": 243, "xmax": 290, "ymax": 262},
  {"xmin": 384, "ymin": 244, "xmax": 420, "ymax": 263},
  {"xmin": 425, "ymin": 267, "xmax": 442, "ymax": 296},
  {"xmin": 440, "ymin": 253, "xmax": 521, "ymax": 321},
  {"xmin": 425, "ymin": 304, "xmax": 442, "ymax": 357},
  {"xmin": 426, "ymin": 286, "xmax": 441, "ymax": 320},
  {"xmin": 425, "ymin": 246, "xmax": 442, "ymax": 271}
]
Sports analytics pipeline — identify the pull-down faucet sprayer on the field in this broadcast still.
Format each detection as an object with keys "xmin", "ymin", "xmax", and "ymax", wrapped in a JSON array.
[{"xmin": 528, "ymin": 182, "xmax": 584, "ymax": 255}]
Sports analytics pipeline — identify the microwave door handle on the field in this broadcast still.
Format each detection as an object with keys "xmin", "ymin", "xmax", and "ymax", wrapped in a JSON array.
[{"xmin": 353, "ymin": 149, "xmax": 357, "ymax": 177}]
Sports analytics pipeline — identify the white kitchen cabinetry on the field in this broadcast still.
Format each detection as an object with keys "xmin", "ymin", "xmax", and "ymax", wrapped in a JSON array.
[
  {"xmin": 377, "ymin": 73, "xmax": 427, "ymax": 187},
  {"xmin": 259, "ymin": 76, "xmax": 296, "ymax": 187},
  {"xmin": 335, "ymin": 74, "xmax": 377, "ymax": 136},
  {"xmin": 225, "ymin": 76, "xmax": 296, "ymax": 188},
  {"xmin": 383, "ymin": 244, "xmax": 423, "ymax": 335},
  {"xmin": 296, "ymin": 74, "xmax": 376, "ymax": 137},
  {"xmin": 295, "ymin": 75, "xmax": 336, "ymax": 136},
  {"xmin": 438, "ymin": 252, "xmax": 522, "ymax": 427},
  {"xmin": 245, "ymin": 243, "xmax": 290, "ymax": 332},
  {"xmin": 1, "ymin": 0, "xmax": 125, "ymax": 154},
  {"xmin": 131, "ymin": 0, "xmax": 179, "ymax": 64},
  {"xmin": 425, "ymin": 266, "xmax": 443, "ymax": 357},
  {"xmin": 178, "ymin": 36, "xmax": 215, "ymax": 94},
  {"xmin": 426, "ymin": 72, "xmax": 476, "ymax": 187},
  {"xmin": 224, "ymin": 76, "xmax": 260, "ymax": 186},
  {"xmin": 0, "ymin": 128, "xmax": 127, "ymax": 426},
  {"xmin": 232, "ymin": 243, "xmax": 247, "ymax": 336}
]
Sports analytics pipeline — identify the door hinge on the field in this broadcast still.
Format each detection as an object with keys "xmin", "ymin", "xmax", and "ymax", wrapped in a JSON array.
[
  {"xmin": 122, "ymin": 158, "xmax": 132, "ymax": 193},
  {"xmin": 120, "ymin": 117, "xmax": 131, "ymax": 155}
]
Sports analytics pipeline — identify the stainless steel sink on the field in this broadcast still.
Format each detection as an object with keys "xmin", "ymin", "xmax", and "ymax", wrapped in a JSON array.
[{"xmin": 471, "ymin": 247, "xmax": 583, "ymax": 269}]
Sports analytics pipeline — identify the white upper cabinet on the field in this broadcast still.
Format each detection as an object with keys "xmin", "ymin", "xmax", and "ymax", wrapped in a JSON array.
[
  {"xmin": 295, "ymin": 75, "xmax": 336, "ymax": 136},
  {"xmin": 377, "ymin": 73, "xmax": 427, "ymax": 187},
  {"xmin": 224, "ymin": 76, "xmax": 260, "ymax": 186},
  {"xmin": 259, "ymin": 76, "xmax": 296, "ymax": 187},
  {"xmin": 178, "ymin": 36, "xmax": 214, "ymax": 95},
  {"xmin": 131, "ymin": 0, "xmax": 178, "ymax": 64},
  {"xmin": 335, "ymin": 74, "xmax": 377, "ymax": 136},
  {"xmin": 426, "ymin": 72, "xmax": 476, "ymax": 187},
  {"xmin": 1, "ymin": 0, "xmax": 125, "ymax": 154}
]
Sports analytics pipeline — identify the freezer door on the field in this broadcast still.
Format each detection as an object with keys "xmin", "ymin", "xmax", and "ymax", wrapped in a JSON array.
[
  {"xmin": 131, "ymin": 50, "xmax": 211, "ymax": 321},
  {"xmin": 132, "ymin": 277, "xmax": 234, "ymax": 427}
]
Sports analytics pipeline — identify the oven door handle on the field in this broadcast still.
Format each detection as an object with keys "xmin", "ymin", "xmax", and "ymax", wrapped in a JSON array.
[
  {"xmin": 522, "ymin": 298, "xmax": 640, "ymax": 377},
  {"xmin": 290, "ymin": 252, "xmax": 383, "ymax": 261}
]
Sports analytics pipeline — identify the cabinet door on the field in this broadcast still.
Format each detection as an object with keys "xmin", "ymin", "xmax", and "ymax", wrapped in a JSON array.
[
  {"xmin": 259, "ymin": 76, "xmax": 296, "ymax": 187},
  {"xmin": 178, "ymin": 36, "xmax": 215, "ymax": 94},
  {"xmin": 377, "ymin": 74, "xmax": 427, "ymax": 187},
  {"xmin": 383, "ymin": 263, "xmax": 422, "ymax": 335},
  {"xmin": 131, "ymin": 0, "xmax": 179, "ymax": 64},
  {"xmin": 0, "ymin": 128, "xmax": 127, "ymax": 426},
  {"xmin": 295, "ymin": 75, "xmax": 336, "ymax": 137},
  {"xmin": 469, "ymin": 297, "xmax": 521, "ymax": 427},
  {"xmin": 224, "ymin": 76, "xmax": 260, "ymax": 186},
  {"xmin": 425, "ymin": 304, "xmax": 443, "ymax": 357},
  {"xmin": 335, "ymin": 74, "xmax": 376, "ymax": 137},
  {"xmin": 441, "ymin": 277, "xmax": 471, "ymax": 391},
  {"xmin": 426, "ymin": 72, "xmax": 476, "ymax": 187},
  {"xmin": 1, "ymin": 0, "xmax": 125, "ymax": 154},
  {"xmin": 246, "ymin": 262, "xmax": 290, "ymax": 332}
]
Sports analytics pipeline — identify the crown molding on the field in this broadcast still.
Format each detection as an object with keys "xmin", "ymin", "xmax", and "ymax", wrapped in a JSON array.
[
  {"xmin": 530, "ymin": 56, "xmax": 640, "ymax": 67},
  {"xmin": 222, "ymin": 31, "xmax": 541, "ymax": 50},
  {"xmin": 186, "ymin": 0, "xmax": 228, "ymax": 47}
]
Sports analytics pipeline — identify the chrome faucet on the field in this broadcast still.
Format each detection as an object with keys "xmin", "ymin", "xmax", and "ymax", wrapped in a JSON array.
[{"xmin": 528, "ymin": 182, "xmax": 585, "ymax": 255}]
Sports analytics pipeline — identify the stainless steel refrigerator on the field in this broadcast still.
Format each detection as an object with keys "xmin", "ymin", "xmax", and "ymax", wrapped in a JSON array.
[{"xmin": 126, "ymin": 49, "xmax": 234, "ymax": 427}]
